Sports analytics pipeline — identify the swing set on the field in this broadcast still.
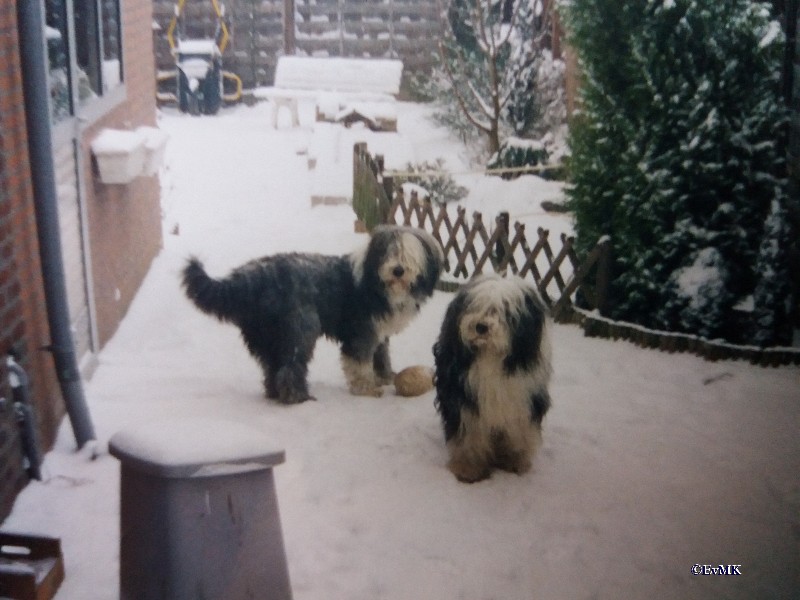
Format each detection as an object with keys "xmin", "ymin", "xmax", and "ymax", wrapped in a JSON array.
[{"xmin": 156, "ymin": 0, "xmax": 242, "ymax": 114}]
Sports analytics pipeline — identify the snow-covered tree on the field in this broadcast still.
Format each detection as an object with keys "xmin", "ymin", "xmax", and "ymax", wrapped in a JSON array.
[
  {"xmin": 752, "ymin": 200, "xmax": 794, "ymax": 346},
  {"xmin": 432, "ymin": 0, "xmax": 555, "ymax": 155},
  {"xmin": 565, "ymin": 0, "xmax": 791, "ymax": 342}
]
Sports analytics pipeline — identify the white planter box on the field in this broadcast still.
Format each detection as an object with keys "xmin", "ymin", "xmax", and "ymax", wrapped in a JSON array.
[
  {"xmin": 91, "ymin": 129, "xmax": 147, "ymax": 185},
  {"xmin": 137, "ymin": 126, "xmax": 169, "ymax": 176}
]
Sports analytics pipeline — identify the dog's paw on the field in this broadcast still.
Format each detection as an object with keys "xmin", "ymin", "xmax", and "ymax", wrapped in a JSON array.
[
  {"xmin": 447, "ymin": 458, "xmax": 491, "ymax": 484},
  {"xmin": 491, "ymin": 436, "xmax": 532, "ymax": 475},
  {"xmin": 277, "ymin": 393, "xmax": 316, "ymax": 405},
  {"xmin": 349, "ymin": 383, "xmax": 384, "ymax": 398},
  {"xmin": 374, "ymin": 372, "xmax": 395, "ymax": 386},
  {"xmin": 496, "ymin": 454, "xmax": 531, "ymax": 476}
]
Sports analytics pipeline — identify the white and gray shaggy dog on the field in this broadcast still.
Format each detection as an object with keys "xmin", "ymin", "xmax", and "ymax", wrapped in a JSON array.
[
  {"xmin": 433, "ymin": 275, "xmax": 552, "ymax": 483},
  {"xmin": 182, "ymin": 225, "xmax": 443, "ymax": 404}
]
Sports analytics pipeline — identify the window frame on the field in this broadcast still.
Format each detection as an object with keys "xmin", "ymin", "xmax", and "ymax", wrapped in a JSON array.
[{"xmin": 45, "ymin": 0, "xmax": 126, "ymax": 132}]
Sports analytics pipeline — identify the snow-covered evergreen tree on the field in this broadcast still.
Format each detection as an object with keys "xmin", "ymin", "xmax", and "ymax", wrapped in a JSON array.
[
  {"xmin": 429, "ymin": 0, "xmax": 557, "ymax": 156},
  {"xmin": 565, "ymin": 0, "xmax": 790, "ymax": 342},
  {"xmin": 752, "ymin": 200, "xmax": 794, "ymax": 346}
]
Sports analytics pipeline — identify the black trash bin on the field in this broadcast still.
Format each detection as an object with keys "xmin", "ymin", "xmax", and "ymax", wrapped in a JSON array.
[{"xmin": 109, "ymin": 418, "xmax": 292, "ymax": 600}]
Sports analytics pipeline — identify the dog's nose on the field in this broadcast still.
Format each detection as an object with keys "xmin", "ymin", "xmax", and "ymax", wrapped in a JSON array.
[
  {"xmin": 475, "ymin": 322, "xmax": 489, "ymax": 335},
  {"xmin": 392, "ymin": 266, "xmax": 405, "ymax": 278}
]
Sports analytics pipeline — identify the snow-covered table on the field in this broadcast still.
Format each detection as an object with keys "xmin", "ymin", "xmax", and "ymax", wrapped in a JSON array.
[{"xmin": 254, "ymin": 56, "xmax": 403, "ymax": 128}]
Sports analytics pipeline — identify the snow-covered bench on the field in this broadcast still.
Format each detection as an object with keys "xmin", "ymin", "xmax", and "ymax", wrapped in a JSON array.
[{"xmin": 254, "ymin": 56, "xmax": 403, "ymax": 129}]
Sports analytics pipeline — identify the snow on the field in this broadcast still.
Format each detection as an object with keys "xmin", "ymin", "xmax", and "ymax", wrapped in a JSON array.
[
  {"xmin": 176, "ymin": 39, "xmax": 221, "ymax": 56},
  {"xmin": 759, "ymin": 20, "xmax": 782, "ymax": 49},
  {"xmin": 3, "ymin": 100, "xmax": 799, "ymax": 600},
  {"xmin": 45, "ymin": 25, "xmax": 62, "ymax": 41},
  {"xmin": 267, "ymin": 56, "xmax": 403, "ymax": 95},
  {"xmin": 178, "ymin": 58, "xmax": 212, "ymax": 82},
  {"xmin": 673, "ymin": 247, "xmax": 726, "ymax": 305},
  {"xmin": 89, "ymin": 128, "xmax": 146, "ymax": 155},
  {"xmin": 107, "ymin": 418, "xmax": 285, "ymax": 473}
]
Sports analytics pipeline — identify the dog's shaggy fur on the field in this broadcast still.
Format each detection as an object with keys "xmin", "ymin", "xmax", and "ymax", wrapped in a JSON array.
[
  {"xmin": 182, "ymin": 226, "xmax": 442, "ymax": 404},
  {"xmin": 433, "ymin": 275, "xmax": 552, "ymax": 483}
]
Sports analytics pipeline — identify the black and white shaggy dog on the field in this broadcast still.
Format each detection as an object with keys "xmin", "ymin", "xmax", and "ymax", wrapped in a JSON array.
[
  {"xmin": 433, "ymin": 275, "xmax": 552, "ymax": 483},
  {"xmin": 181, "ymin": 226, "xmax": 443, "ymax": 404}
]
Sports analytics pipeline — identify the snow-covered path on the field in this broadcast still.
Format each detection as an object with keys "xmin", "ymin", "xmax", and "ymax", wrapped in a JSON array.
[{"xmin": 4, "ymin": 102, "xmax": 799, "ymax": 600}]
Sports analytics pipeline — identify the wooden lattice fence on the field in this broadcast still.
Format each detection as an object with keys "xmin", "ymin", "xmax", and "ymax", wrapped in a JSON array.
[
  {"xmin": 352, "ymin": 143, "xmax": 392, "ymax": 230},
  {"xmin": 352, "ymin": 144, "xmax": 609, "ymax": 322},
  {"xmin": 386, "ymin": 189, "xmax": 610, "ymax": 323},
  {"xmin": 352, "ymin": 143, "xmax": 800, "ymax": 365}
]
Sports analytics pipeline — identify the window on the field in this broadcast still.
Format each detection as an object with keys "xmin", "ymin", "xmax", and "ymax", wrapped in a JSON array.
[
  {"xmin": 45, "ymin": 0, "xmax": 123, "ymax": 123},
  {"xmin": 99, "ymin": 0, "xmax": 122, "ymax": 91},
  {"xmin": 45, "ymin": 0, "xmax": 71, "ymax": 121}
]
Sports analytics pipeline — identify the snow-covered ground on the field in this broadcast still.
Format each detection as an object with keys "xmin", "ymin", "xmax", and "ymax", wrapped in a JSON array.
[{"xmin": 4, "ymin": 100, "xmax": 799, "ymax": 600}]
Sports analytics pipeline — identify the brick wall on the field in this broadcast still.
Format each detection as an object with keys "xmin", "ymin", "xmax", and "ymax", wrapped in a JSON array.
[
  {"xmin": 0, "ymin": 0, "xmax": 162, "ymax": 520},
  {"xmin": 0, "ymin": 1, "xmax": 65, "ymax": 520},
  {"xmin": 81, "ymin": 0, "xmax": 163, "ymax": 348}
]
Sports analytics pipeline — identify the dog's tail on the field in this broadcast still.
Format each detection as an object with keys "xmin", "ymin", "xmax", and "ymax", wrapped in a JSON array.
[{"xmin": 181, "ymin": 257, "xmax": 240, "ymax": 323}]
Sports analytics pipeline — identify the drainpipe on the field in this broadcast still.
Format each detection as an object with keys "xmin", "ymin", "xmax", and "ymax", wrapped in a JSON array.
[{"xmin": 17, "ymin": 0, "xmax": 96, "ymax": 448}]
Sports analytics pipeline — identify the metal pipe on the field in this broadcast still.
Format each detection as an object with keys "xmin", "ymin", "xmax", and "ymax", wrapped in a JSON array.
[
  {"xmin": 17, "ymin": 0, "xmax": 96, "ymax": 448},
  {"xmin": 7, "ymin": 356, "xmax": 43, "ymax": 481}
]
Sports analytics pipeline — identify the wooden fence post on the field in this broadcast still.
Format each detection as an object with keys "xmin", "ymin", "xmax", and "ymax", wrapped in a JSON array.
[
  {"xmin": 283, "ymin": 0, "xmax": 296, "ymax": 55},
  {"xmin": 381, "ymin": 172, "xmax": 394, "ymax": 225},
  {"xmin": 352, "ymin": 143, "xmax": 368, "ymax": 232},
  {"xmin": 495, "ymin": 211, "xmax": 510, "ymax": 269}
]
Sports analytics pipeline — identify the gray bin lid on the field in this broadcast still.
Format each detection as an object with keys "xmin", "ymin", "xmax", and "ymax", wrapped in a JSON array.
[{"xmin": 109, "ymin": 418, "xmax": 285, "ymax": 479}]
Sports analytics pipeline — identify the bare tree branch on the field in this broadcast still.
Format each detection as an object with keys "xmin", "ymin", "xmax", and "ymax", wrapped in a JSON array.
[{"xmin": 437, "ymin": 40, "xmax": 493, "ymax": 133}]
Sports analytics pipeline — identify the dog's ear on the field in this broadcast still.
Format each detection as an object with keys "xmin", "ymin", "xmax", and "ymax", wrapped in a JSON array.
[
  {"xmin": 504, "ymin": 288, "xmax": 546, "ymax": 374},
  {"xmin": 415, "ymin": 230, "xmax": 444, "ymax": 294},
  {"xmin": 370, "ymin": 224, "xmax": 391, "ymax": 238},
  {"xmin": 433, "ymin": 290, "xmax": 475, "ymax": 439},
  {"xmin": 414, "ymin": 229, "xmax": 444, "ymax": 268},
  {"xmin": 433, "ymin": 290, "xmax": 474, "ymax": 387},
  {"xmin": 528, "ymin": 389, "xmax": 551, "ymax": 425},
  {"xmin": 358, "ymin": 228, "xmax": 392, "ymax": 288},
  {"xmin": 435, "ymin": 290, "xmax": 473, "ymax": 364}
]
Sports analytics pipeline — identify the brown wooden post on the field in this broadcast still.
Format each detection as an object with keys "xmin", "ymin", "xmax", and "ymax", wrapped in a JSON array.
[
  {"xmin": 495, "ymin": 211, "xmax": 510, "ymax": 269},
  {"xmin": 283, "ymin": 0, "xmax": 296, "ymax": 55},
  {"xmin": 375, "ymin": 154, "xmax": 388, "ymax": 225},
  {"xmin": 381, "ymin": 173, "xmax": 394, "ymax": 225},
  {"xmin": 353, "ymin": 143, "xmax": 365, "ymax": 201},
  {"xmin": 352, "ymin": 143, "xmax": 368, "ymax": 232},
  {"xmin": 548, "ymin": 0, "xmax": 569, "ymax": 61}
]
